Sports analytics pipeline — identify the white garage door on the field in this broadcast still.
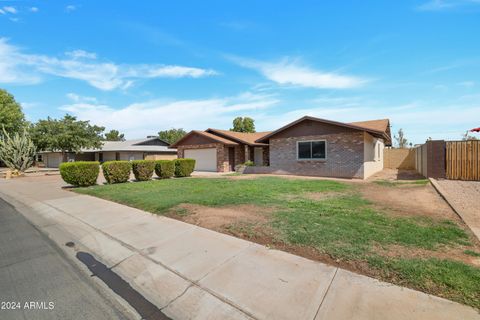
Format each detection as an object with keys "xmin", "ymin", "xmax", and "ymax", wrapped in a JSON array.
[
  {"xmin": 46, "ymin": 154, "xmax": 62, "ymax": 168},
  {"xmin": 184, "ymin": 148, "xmax": 217, "ymax": 172}
]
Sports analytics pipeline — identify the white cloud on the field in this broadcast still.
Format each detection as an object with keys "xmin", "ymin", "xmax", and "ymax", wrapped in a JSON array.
[
  {"xmin": 60, "ymin": 92, "xmax": 279, "ymax": 138},
  {"xmin": 3, "ymin": 6, "xmax": 17, "ymax": 14},
  {"xmin": 417, "ymin": 0, "xmax": 480, "ymax": 11},
  {"xmin": 30, "ymin": 7, "xmax": 39, "ymax": 13},
  {"xmin": 0, "ymin": 38, "xmax": 218, "ymax": 90},
  {"xmin": 0, "ymin": 9, "xmax": 4, "ymax": 15},
  {"xmin": 131, "ymin": 65, "xmax": 218, "ymax": 78},
  {"xmin": 65, "ymin": 5, "xmax": 76, "ymax": 12},
  {"xmin": 66, "ymin": 93, "xmax": 98, "ymax": 103},
  {"xmin": 0, "ymin": 38, "xmax": 41, "ymax": 83},
  {"xmin": 65, "ymin": 49, "xmax": 97, "ymax": 59},
  {"xmin": 231, "ymin": 56, "xmax": 367, "ymax": 89}
]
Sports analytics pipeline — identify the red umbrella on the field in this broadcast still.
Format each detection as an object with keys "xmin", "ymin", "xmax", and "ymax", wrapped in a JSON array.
[{"xmin": 471, "ymin": 127, "xmax": 480, "ymax": 132}]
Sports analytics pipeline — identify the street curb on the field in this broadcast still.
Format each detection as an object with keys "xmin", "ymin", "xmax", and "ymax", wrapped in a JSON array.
[{"xmin": 0, "ymin": 191, "xmax": 257, "ymax": 320}]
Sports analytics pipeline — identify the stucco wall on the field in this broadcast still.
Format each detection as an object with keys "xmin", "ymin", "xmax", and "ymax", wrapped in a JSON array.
[
  {"xmin": 363, "ymin": 132, "xmax": 384, "ymax": 179},
  {"xmin": 269, "ymin": 131, "xmax": 365, "ymax": 178},
  {"xmin": 384, "ymin": 148, "xmax": 415, "ymax": 169}
]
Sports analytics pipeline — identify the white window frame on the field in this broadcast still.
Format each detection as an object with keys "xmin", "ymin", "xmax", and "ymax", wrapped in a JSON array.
[{"xmin": 296, "ymin": 140, "xmax": 327, "ymax": 161}]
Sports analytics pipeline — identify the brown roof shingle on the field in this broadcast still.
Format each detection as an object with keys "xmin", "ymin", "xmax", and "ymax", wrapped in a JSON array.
[
  {"xmin": 206, "ymin": 129, "xmax": 271, "ymax": 146},
  {"xmin": 169, "ymin": 130, "xmax": 239, "ymax": 148},
  {"xmin": 349, "ymin": 119, "xmax": 390, "ymax": 133}
]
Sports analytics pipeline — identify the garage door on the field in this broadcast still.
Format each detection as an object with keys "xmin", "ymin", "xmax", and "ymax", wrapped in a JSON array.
[
  {"xmin": 46, "ymin": 154, "xmax": 62, "ymax": 168},
  {"xmin": 184, "ymin": 148, "xmax": 217, "ymax": 172}
]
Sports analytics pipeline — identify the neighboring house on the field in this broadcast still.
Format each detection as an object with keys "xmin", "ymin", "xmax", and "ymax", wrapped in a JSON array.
[
  {"xmin": 170, "ymin": 129, "xmax": 271, "ymax": 172},
  {"xmin": 38, "ymin": 137, "xmax": 177, "ymax": 168},
  {"xmin": 172, "ymin": 116, "xmax": 391, "ymax": 179}
]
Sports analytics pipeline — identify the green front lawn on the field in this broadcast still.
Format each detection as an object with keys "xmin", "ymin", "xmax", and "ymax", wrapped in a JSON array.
[
  {"xmin": 76, "ymin": 176, "xmax": 480, "ymax": 309},
  {"xmin": 373, "ymin": 179, "xmax": 430, "ymax": 187}
]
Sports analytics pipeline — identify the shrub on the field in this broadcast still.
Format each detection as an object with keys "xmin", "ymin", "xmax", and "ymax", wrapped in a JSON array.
[
  {"xmin": 0, "ymin": 128, "xmax": 36, "ymax": 173},
  {"xmin": 60, "ymin": 161, "xmax": 99, "ymax": 187},
  {"xmin": 244, "ymin": 160, "xmax": 254, "ymax": 166},
  {"xmin": 155, "ymin": 160, "xmax": 175, "ymax": 179},
  {"xmin": 174, "ymin": 158, "xmax": 196, "ymax": 177},
  {"xmin": 131, "ymin": 160, "xmax": 155, "ymax": 181},
  {"xmin": 102, "ymin": 161, "xmax": 131, "ymax": 184}
]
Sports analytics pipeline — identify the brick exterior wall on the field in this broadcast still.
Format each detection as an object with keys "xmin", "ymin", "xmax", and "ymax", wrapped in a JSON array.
[
  {"xmin": 262, "ymin": 147, "xmax": 270, "ymax": 166},
  {"xmin": 234, "ymin": 145, "xmax": 245, "ymax": 166},
  {"xmin": 269, "ymin": 132, "xmax": 365, "ymax": 178}
]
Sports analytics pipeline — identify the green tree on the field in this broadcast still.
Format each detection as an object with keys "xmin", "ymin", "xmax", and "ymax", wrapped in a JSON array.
[
  {"xmin": 104, "ymin": 129, "xmax": 125, "ymax": 141},
  {"xmin": 0, "ymin": 128, "xmax": 36, "ymax": 173},
  {"xmin": 394, "ymin": 128, "xmax": 408, "ymax": 148},
  {"xmin": 0, "ymin": 89, "xmax": 26, "ymax": 136},
  {"xmin": 30, "ymin": 114, "xmax": 104, "ymax": 160},
  {"xmin": 158, "ymin": 128, "xmax": 187, "ymax": 144},
  {"xmin": 230, "ymin": 117, "xmax": 256, "ymax": 133}
]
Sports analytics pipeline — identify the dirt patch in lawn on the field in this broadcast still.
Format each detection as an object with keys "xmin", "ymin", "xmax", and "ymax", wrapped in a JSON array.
[
  {"xmin": 168, "ymin": 203, "xmax": 272, "ymax": 229},
  {"xmin": 359, "ymin": 183, "xmax": 461, "ymax": 222},
  {"xmin": 368, "ymin": 168, "xmax": 425, "ymax": 181},
  {"xmin": 281, "ymin": 191, "xmax": 345, "ymax": 201}
]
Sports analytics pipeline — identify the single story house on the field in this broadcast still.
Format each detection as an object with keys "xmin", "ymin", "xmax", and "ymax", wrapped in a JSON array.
[
  {"xmin": 171, "ymin": 116, "xmax": 391, "ymax": 179},
  {"xmin": 38, "ymin": 137, "xmax": 177, "ymax": 168},
  {"xmin": 170, "ymin": 129, "xmax": 271, "ymax": 172}
]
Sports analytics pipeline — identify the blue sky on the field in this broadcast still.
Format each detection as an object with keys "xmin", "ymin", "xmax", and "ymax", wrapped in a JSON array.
[{"xmin": 1, "ymin": 0, "xmax": 480, "ymax": 143}]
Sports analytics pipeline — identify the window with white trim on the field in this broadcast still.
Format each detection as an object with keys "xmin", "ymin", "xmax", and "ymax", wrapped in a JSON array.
[{"xmin": 297, "ymin": 141, "xmax": 326, "ymax": 160}]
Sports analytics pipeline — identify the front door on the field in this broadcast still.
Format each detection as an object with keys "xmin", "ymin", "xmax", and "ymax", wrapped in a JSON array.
[
  {"xmin": 254, "ymin": 147, "xmax": 263, "ymax": 166},
  {"xmin": 229, "ymin": 147, "xmax": 235, "ymax": 171}
]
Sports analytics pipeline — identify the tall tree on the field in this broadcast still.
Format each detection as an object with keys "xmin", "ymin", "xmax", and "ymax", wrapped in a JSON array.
[
  {"xmin": 0, "ymin": 89, "xmax": 26, "ymax": 136},
  {"xmin": 0, "ymin": 128, "xmax": 36, "ymax": 173},
  {"xmin": 394, "ymin": 128, "xmax": 408, "ymax": 148},
  {"xmin": 30, "ymin": 114, "xmax": 104, "ymax": 159},
  {"xmin": 158, "ymin": 128, "xmax": 187, "ymax": 144},
  {"xmin": 104, "ymin": 129, "xmax": 125, "ymax": 141},
  {"xmin": 231, "ymin": 117, "xmax": 256, "ymax": 133}
]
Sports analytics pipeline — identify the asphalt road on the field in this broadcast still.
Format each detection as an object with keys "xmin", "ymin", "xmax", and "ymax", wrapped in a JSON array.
[{"xmin": 0, "ymin": 197, "xmax": 134, "ymax": 320}]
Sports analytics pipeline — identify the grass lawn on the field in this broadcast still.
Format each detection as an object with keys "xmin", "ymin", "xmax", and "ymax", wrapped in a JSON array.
[
  {"xmin": 373, "ymin": 179, "xmax": 430, "ymax": 187},
  {"xmin": 76, "ymin": 176, "xmax": 480, "ymax": 309}
]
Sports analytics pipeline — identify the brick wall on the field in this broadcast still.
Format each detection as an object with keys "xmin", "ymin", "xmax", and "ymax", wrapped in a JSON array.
[
  {"xmin": 234, "ymin": 145, "xmax": 246, "ymax": 166},
  {"xmin": 269, "ymin": 132, "xmax": 365, "ymax": 178}
]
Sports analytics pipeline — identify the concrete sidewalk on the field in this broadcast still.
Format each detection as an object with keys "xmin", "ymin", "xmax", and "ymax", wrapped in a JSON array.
[{"xmin": 0, "ymin": 175, "xmax": 478, "ymax": 320}]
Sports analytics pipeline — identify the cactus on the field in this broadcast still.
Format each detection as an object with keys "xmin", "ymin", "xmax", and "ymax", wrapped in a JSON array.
[{"xmin": 0, "ymin": 128, "xmax": 36, "ymax": 173}]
